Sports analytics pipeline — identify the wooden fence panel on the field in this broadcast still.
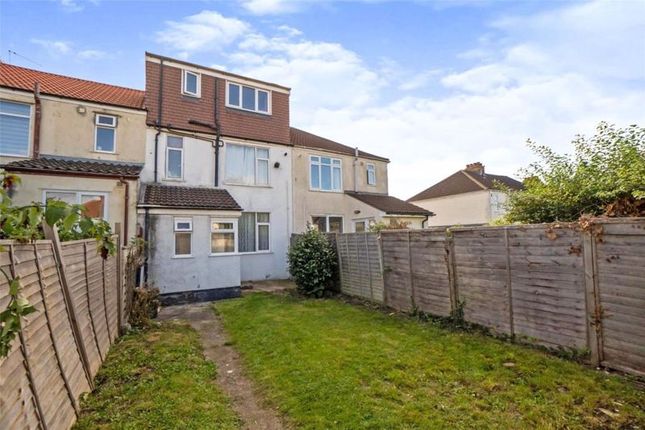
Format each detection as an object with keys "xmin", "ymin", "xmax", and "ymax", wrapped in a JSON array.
[
  {"xmin": 595, "ymin": 220, "xmax": 645, "ymax": 376},
  {"xmin": 507, "ymin": 226, "xmax": 587, "ymax": 348},
  {"xmin": 336, "ymin": 233, "xmax": 383, "ymax": 302},
  {"xmin": 451, "ymin": 228, "xmax": 511, "ymax": 335},
  {"xmin": 409, "ymin": 229, "xmax": 451, "ymax": 317},
  {"xmin": 380, "ymin": 231, "xmax": 413, "ymax": 311}
]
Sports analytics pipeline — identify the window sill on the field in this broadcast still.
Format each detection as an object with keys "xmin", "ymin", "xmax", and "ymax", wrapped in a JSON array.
[
  {"xmin": 92, "ymin": 150, "xmax": 118, "ymax": 155},
  {"xmin": 308, "ymin": 189, "xmax": 344, "ymax": 194},
  {"xmin": 238, "ymin": 251, "xmax": 273, "ymax": 256},
  {"xmin": 223, "ymin": 182, "xmax": 272, "ymax": 189},
  {"xmin": 172, "ymin": 255, "xmax": 193, "ymax": 259},
  {"xmin": 164, "ymin": 177, "xmax": 185, "ymax": 182},
  {"xmin": 181, "ymin": 92, "xmax": 200, "ymax": 99},
  {"xmin": 209, "ymin": 253, "xmax": 239, "ymax": 258}
]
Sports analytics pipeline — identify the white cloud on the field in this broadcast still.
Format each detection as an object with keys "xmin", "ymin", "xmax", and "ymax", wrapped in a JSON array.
[
  {"xmin": 77, "ymin": 49, "xmax": 109, "ymax": 60},
  {"xmin": 239, "ymin": 0, "xmax": 302, "ymax": 15},
  {"xmin": 156, "ymin": 11, "xmax": 250, "ymax": 53},
  {"xmin": 155, "ymin": 2, "xmax": 645, "ymax": 198},
  {"xmin": 31, "ymin": 38, "xmax": 72, "ymax": 55}
]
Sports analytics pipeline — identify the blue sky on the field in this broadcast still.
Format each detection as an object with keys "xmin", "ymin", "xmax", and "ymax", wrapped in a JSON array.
[{"xmin": 2, "ymin": 0, "xmax": 644, "ymax": 198}]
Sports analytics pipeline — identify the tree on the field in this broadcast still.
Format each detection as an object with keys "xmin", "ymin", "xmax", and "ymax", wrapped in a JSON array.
[
  {"xmin": 287, "ymin": 228, "xmax": 337, "ymax": 297},
  {"xmin": 504, "ymin": 122, "xmax": 645, "ymax": 224}
]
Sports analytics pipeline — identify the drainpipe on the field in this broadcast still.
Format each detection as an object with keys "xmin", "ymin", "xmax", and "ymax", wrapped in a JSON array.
[
  {"xmin": 33, "ymin": 82, "xmax": 42, "ymax": 159},
  {"xmin": 353, "ymin": 147, "xmax": 359, "ymax": 192},
  {"xmin": 153, "ymin": 59, "xmax": 164, "ymax": 183},
  {"xmin": 143, "ymin": 206, "xmax": 150, "ymax": 283},
  {"xmin": 118, "ymin": 177, "xmax": 129, "ymax": 241},
  {"xmin": 213, "ymin": 77, "xmax": 222, "ymax": 187}
]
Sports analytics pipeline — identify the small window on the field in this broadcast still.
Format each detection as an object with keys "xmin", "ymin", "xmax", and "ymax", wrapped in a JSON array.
[
  {"xmin": 354, "ymin": 220, "xmax": 366, "ymax": 232},
  {"xmin": 95, "ymin": 114, "xmax": 116, "ymax": 153},
  {"xmin": 166, "ymin": 136, "xmax": 183, "ymax": 179},
  {"xmin": 0, "ymin": 100, "xmax": 31, "ymax": 157},
  {"xmin": 211, "ymin": 219, "xmax": 236, "ymax": 254},
  {"xmin": 310, "ymin": 156, "xmax": 342, "ymax": 191},
  {"xmin": 312, "ymin": 215, "xmax": 343, "ymax": 233},
  {"xmin": 174, "ymin": 217, "xmax": 192, "ymax": 257},
  {"xmin": 226, "ymin": 82, "xmax": 270, "ymax": 114},
  {"xmin": 182, "ymin": 70, "xmax": 200, "ymax": 97},
  {"xmin": 367, "ymin": 164, "xmax": 376, "ymax": 185}
]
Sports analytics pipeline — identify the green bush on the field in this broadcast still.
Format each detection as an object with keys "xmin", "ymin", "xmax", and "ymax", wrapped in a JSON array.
[
  {"xmin": 287, "ymin": 229, "xmax": 337, "ymax": 297},
  {"xmin": 505, "ymin": 122, "xmax": 645, "ymax": 223}
]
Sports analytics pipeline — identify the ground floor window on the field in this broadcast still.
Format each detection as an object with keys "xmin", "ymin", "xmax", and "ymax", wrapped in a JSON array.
[
  {"xmin": 173, "ymin": 217, "xmax": 192, "ymax": 257},
  {"xmin": 44, "ymin": 190, "xmax": 108, "ymax": 219},
  {"xmin": 312, "ymin": 215, "xmax": 343, "ymax": 233},
  {"xmin": 239, "ymin": 212, "xmax": 270, "ymax": 252},
  {"xmin": 211, "ymin": 219, "xmax": 237, "ymax": 254},
  {"xmin": 353, "ymin": 218, "xmax": 375, "ymax": 232}
]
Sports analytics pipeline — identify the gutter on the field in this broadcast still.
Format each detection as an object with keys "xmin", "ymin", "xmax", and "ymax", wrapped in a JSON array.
[
  {"xmin": 0, "ymin": 167, "xmax": 140, "ymax": 180},
  {"xmin": 353, "ymin": 147, "xmax": 358, "ymax": 192},
  {"xmin": 213, "ymin": 78, "xmax": 222, "ymax": 187}
]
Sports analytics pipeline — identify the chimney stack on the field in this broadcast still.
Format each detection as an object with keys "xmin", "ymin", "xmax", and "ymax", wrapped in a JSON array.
[{"xmin": 465, "ymin": 162, "xmax": 484, "ymax": 175}]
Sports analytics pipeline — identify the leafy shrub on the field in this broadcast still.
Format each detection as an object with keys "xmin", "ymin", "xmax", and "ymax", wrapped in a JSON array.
[
  {"xmin": 287, "ymin": 228, "xmax": 337, "ymax": 297},
  {"xmin": 368, "ymin": 219, "xmax": 410, "ymax": 233},
  {"xmin": 505, "ymin": 122, "xmax": 645, "ymax": 223}
]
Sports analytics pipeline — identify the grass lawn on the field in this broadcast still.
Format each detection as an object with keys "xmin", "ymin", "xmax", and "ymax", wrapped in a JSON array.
[
  {"xmin": 74, "ymin": 322, "xmax": 240, "ymax": 429},
  {"xmin": 215, "ymin": 293, "xmax": 645, "ymax": 430}
]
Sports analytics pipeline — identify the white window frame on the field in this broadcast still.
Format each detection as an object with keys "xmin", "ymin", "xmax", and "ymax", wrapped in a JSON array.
[
  {"xmin": 312, "ymin": 215, "xmax": 344, "ymax": 233},
  {"xmin": 239, "ymin": 212, "xmax": 271, "ymax": 254},
  {"xmin": 0, "ymin": 100, "xmax": 32, "ymax": 157},
  {"xmin": 94, "ymin": 114, "xmax": 117, "ymax": 153},
  {"xmin": 42, "ymin": 190, "xmax": 109, "ymax": 219},
  {"xmin": 173, "ymin": 217, "xmax": 193, "ymax": 258},
  {"xmin": 210, "ymin": 218, "xmax": 238, "ymax": 256},
  {"xmin": 182, "ymin": 70, "xmax": 201, "ymax": 97},
  {"xmin": 225, "ymin": 81, "xmax": 271, "ymax": 115},
  {"xmin": 309, "ymin": 155, "xmax": 342, "ymax": 192},
  {"xmin": 165, "ymin": 136, "xmax": 184, "ymax": 180},
  {"xmin": 224, "ymin": 142, "xmax": 270, "ymax": 186},
  {"xmin": 366, "ymin": 163, "xmax": 376, "ymax": 186}
]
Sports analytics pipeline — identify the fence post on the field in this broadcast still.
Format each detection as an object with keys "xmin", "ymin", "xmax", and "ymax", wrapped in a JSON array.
[
  {"xmin": 115, "ymin": 223, "xmax": 123, "ymax": 334},
  {"xmin": 582, "ymin": 230, "xmax": 603, "ymax": 366},
  {"xmin": 42, "ymin": 223, "xmax": 94, "ymax": 390},
  {"xmin": 504, "ymin": 227, "xmax": 515, "ymax": 338},
  {"xmin": 407, "ymin": 230, "xmax": 416, "ymax": 310},
  {"xmin": 445, "ymin": 229, "xmax": 458, "ymax": 313}
]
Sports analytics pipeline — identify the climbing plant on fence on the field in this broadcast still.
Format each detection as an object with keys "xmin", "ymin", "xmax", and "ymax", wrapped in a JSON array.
[{"xmin": 0, "ymin": 169, "xmax": 116, "ymax": 358}]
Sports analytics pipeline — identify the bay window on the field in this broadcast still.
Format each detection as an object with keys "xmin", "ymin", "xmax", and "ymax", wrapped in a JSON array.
[
  {"xmin": 310, "ymin": 156, "xmax": 342, "ymax": 191},
  {"xmin": 238, "ymin": 212, "xmax": 270, "ymax": 253},
  {"xmin": 211, "ymin": 219, "xmax": 237, "ymax": 254},
  {"xmin": 0, "ymin": 100, "xmax": 31, "ymax": 156},
  {"xmin": 225, "ymin": 143, "xmax": 269, "ymax": 186}
]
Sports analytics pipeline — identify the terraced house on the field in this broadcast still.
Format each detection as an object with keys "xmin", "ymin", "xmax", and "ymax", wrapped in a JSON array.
[{"xmin": 0, "ymin": 63, "xmax": 145, "ymax": 239}]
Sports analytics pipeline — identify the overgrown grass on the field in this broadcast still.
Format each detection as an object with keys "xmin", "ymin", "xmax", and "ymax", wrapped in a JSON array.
[
  {"xmin": 215, "ymin": 293, "xmax": 645, "ymax": 430},
  {"xmin": 74, "ymin": 322, "xmax": 240, "ymax": 429}
]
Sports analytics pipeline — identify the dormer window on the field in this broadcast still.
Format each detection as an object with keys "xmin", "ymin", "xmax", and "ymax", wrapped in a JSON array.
[
  {"xmin": 367, "ymin": 163, "xmax": 376, "ymax": 185},
  {"xmin": 182, "ymin": 70, "xmax": 200, "ymax": 97},
  {"xmin": 226, "ymin": 82, "xmax": 270, "ymax": 114}
]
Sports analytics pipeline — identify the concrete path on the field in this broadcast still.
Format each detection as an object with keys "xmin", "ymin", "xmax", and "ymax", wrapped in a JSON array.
[{"xmin": 158, "ymin": 301, "xmax": 285, "ymax": 430}]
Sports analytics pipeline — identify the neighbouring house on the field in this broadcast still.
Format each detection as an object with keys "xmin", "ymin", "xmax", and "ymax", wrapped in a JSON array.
[
  {"xmin": 139, "ymin": 53, "xmax": 293, "ymax": 302},
  {"xmin": 408, "ymin": 162, "xmax": 523, "ymax": 226},
  {"xmin": 291, "ymin": 127, "xmax": 432, "ymax": 232},
  {"xmin": 0, "ymin": 63, "xmax": 146, "ymax": 239}
]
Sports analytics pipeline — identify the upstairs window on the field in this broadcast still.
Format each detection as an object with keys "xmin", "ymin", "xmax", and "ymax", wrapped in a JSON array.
[
  {"xmin": 225, "ymin": 143, "xmax": 269, "ymax": 186},
  {"xmin": 174, "ymin": 217, "xmax": 192, "ymax": 257},
  {"xmin": 226, "ymin": 82, "xmax": 270, "ymax": 114},
  {"xmin": 166, "ymin": 136, "xmax": 183, "ymax": 179},
  {"xmin": 0, "ymin": 100, "xmax": 31, "ymax": 156},
  {"xmin": 182, "ymin": 70, "xmax": 200, "ymax": 97},
  {"xmin": 367, "ymin": 164, "xmax": 376, "ymax": 185},
  {"xmin": 310, "ymin": 156, "xmax": 342, "ymax": 191},
  {"xmin": 95, "ymin": 114, "xmax": 116, "ymax": 153}
]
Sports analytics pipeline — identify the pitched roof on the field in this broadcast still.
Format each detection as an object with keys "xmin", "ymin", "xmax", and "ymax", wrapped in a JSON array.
[
  {"xmin": 407, "ymin": 169, "xmax": 524, "ymax": 202},
  {"xmin": 0, "ymin": 63, "xmax": 145, "ymax": 110},
  {"xmin": 2, "ymin": 156, "xmax": 143, "ymax": 178},
  {"xmin": 290, "ymin": 127, "xmax": 389, "ymax": 162},
  {"xmin": 140, "ymin": 184, "xmax": 242, "ymax": 211},
  {"xmin": 346, "ymin": 191, "xmax": 432, "ymax": 216}
]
